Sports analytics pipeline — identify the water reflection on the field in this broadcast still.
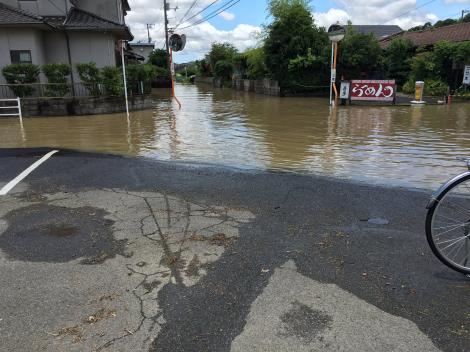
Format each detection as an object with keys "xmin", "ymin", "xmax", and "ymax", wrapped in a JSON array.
[{"xmin": 1, "ymin": 84, "xmax": 470, "ymax": 189}]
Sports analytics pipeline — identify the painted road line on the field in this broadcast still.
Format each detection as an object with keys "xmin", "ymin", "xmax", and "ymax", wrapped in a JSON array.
[{"xmin": 0, "ymin": 150, "xmax": 59, "ymax": 196}]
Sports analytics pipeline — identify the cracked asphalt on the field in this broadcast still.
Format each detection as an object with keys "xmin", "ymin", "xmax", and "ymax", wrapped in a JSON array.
[{"xmin": 0, "ymin": 148, "xmax": 469, "ymax": 352}]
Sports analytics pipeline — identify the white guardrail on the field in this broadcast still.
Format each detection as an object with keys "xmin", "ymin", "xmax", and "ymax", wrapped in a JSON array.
[{"xmin": 0, "ymin": 97, "xmax": 22, "ymax": 119}]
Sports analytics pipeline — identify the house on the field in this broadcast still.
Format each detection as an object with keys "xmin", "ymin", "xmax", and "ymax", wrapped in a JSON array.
[
  {"xmin": 0, "ymin": 0, "xmax": 133, "ymax": 83},
  {"xmin": 379, "ymin": 22, "xmax": 470, "ymax": 49},
  {"xmin": 129, "ymin": 41, "xmax": 155, "ymax": 63},
  {"xmin": 352, "ymin": 25, "xmax": 403, "ymax": 40}
]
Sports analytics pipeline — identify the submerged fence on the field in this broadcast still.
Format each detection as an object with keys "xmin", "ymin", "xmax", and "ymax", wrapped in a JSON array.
[{"xmin": 0, "ymin": 81, "xmax": 152, "ymax": 99}]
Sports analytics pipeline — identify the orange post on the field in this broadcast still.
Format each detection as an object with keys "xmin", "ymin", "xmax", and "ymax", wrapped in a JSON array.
[{"xmin": 169, "ymin": 48, "xmax": 182, "ymax": 109}]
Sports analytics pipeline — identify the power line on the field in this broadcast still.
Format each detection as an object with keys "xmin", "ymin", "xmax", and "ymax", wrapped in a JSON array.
[
  {"xmin": 176, "ymin": 0, "xmax": 221, "ymax": 28},
  {"xmin": 174, "ymin": 0, "xmax": 199, "ymax": 29},
  {"xmin": 385, "ymin": 0, "xmax": 438, "ymax": 24},
  {"xmin": 180, "ymin": 0, "xmax": 241, "ymax": 29}
]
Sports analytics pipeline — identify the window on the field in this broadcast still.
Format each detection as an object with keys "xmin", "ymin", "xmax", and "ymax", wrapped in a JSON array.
[{"xmin": 10, "ymin": 50, "xmax": 32, "ymax": 64}]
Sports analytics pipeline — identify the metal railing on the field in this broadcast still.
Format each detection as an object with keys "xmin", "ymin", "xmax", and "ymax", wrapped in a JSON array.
[
  {"xmin": 0, "ymin": 97, "xmax": 22, "ymax": 118},
  {"xmin": 0, "ymin": 82, "xmax": 152, "ymax": 99}
]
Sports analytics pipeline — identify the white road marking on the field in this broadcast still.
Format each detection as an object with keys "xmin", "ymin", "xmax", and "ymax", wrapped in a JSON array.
[{"xmin": 0, "ymin": 150, "xmax": 59, "ymax": 196}]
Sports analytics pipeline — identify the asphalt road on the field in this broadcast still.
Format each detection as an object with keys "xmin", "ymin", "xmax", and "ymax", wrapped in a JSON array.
[{"xmin": 0, "ymin": 148, "xmax": 468, "ymax": 352}]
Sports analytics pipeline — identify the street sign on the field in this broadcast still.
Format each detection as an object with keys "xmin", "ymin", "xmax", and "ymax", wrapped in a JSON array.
[
  {"xmin": 331, "ymin": 69, "xmax": 336, "ymax": 83},
  {"xmin": 464, "ymin": 65, "xmax": 470, "ymax": 85},
  {"xmin": 350, "ymin": 80, "xmax": 396, "ymax": 102},
  {"xmin": 340, "ymin": 82, "xmax": 350, "ymax": 99}
]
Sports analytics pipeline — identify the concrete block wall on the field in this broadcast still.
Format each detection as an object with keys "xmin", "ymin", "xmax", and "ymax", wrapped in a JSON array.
[
  {"xmin": 232, "ymin": 78, "xmax": 280, "ymax": 96},
  {"xmin": 20, "ymin": 95, "xmax": 154, "ymax": 117}
]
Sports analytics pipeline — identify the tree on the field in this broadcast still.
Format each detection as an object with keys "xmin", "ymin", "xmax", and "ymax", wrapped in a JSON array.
[
  {"xmin": 208, "ymin": 42, "xmax": 238, "ymax": 72},
  {"xmin": 337, "ymin": 26, "xmax": 382, "ymax": 79},
  {"xmin": 148, "ymin": 49, "xmax": 168, "ymax": 69},
  {"xmin": 245, "ymin": 47, "xmax": 268, "ymax": 79},
  {"xmin": 264, "ymin": 0, "xmax": 329, "ymax": 93},
  {"xmin": 463, "ymin": 13, "xmax": 470, "ymax": 23},
  {"xmin": 384, "ymin": 38, "xmax": 415, "ymax": 86},
  {"xmin": 434, "ymin": 18, "xmax": 457, "ymax": 28},
  {"xmin": 214, "ymin": 60, "xmax": 234, "ymax": 81}
]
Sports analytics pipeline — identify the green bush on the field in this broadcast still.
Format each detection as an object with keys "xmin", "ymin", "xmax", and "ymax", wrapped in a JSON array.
[
  {"xmin": 2, "ymin": 63, "xmax": 40, "ymax": 97},
  {"xmin": 424, "ymin": 79, "xmax": 449, "ymax": 96},
  {"xmin": 245, "ymin": 47, "xmax": 268, "ymax": 79},
  {"xmin": 154, "ymin": 66, "xmax": 169, "ymax": 77},
  {"xmin": 214, "ymin": 60, "xmax": 234, "ymax": 81},
  {"xmin": 403, "ymin": 78, "xmax": 448, "ymax": 96},
  {"xmin": 101, "ymin": 66, "xmax": 123, "ymax": 96},
  {"xmin": 402, "ymin": 80, "xmax": 415, "ymax": 94},
  {"xmin": 42, "ymin": 63, "xmax": 71, "ymax": 97},
  {"xmin": 125, "ymin": 64, "xmax": 157, "ymax": 94},
  {"xmin": 126, "ymin": 64, "xmax": 157, "ymax": 83},
  {"xmin": 77, "ymin": 62, "xmax": 101, "ymax": 96}
]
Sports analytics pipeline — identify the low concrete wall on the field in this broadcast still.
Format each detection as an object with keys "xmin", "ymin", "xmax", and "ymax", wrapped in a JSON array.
[
  {"xmin": 20, "ymin": 95, "xmax": 154, "ymax": 117},
  {"xmin": 194, "ymin": 77, "xmax": 214, "ymax": 85},
  {"xmin": 233, "ymin": 78, "xmax": 280, "ymax": 96}
]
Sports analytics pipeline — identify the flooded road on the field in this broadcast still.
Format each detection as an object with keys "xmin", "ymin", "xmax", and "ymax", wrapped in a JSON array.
[{"xmin": 1, "ymin": 84, "xmax": 470, "ymax": 189}]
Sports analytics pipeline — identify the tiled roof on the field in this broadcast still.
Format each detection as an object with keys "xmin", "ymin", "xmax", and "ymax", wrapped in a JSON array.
[
  {"xmin": 0, "ymin": 4, "xmax": 133, "ymax": 40},
  {"xmin": 64, "ymin": 8, "xmax": 126, "ymax": 30},
  {"xmin": 63, "ymin": 8, "xmax": 133, "ymax": 40},
  {"xmin": 352, "ymin": 25, "xmax": 403, "ymax": 39},
  {"xmin": 0, "ymin": 2, "xmax": 44, "ymax": 25},
  {"xmin": 380, "ymin": 22, "xmax": 470, "ymax": 48}
]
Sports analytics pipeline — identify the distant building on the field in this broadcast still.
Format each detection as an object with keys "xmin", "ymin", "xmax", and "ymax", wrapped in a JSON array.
[
  {"xmin": 0, "ymin": 0, "xmax": 133, "ymax": 83},
  {"xmin": 379, "ymin": 22, "xmax": 470, "ymax": 49},
  {"xmin": 352, "ymin": 25, "xmax": 403, "ymax": 40},
  {"xmin": 129, "ymin": 42, "xmax": 155, "ymax": 63}
]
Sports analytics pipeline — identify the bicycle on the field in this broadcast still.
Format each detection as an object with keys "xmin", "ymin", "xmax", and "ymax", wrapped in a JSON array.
[{"xmin": 426, "ymin": 158, "xmax": 470, "ymax": 275}]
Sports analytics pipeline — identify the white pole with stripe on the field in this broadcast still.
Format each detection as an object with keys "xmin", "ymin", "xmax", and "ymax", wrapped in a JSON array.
[{"xmin": 120, "ymin": 40, "xmax": 130, "ymax": 119}]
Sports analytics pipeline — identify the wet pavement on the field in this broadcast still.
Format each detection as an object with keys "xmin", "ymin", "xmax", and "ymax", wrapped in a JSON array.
[{"xmin": 0, "ymin": 149, "xmax": 469, "ymax": 351}]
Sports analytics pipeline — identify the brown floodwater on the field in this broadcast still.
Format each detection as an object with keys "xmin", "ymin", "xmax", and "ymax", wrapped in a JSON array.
[{"xmin": 1, "ymin": 84, "xmax": 470, "ymax": 189}]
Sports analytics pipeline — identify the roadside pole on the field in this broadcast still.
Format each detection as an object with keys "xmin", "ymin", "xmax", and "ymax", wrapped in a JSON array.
[
  {"xmin": 120, "ymin": 40, "xmax": 130, "ymax": 119},
  {"xmin": 163, "ymin": 0, "xmax": 170, "ymax": 65},
  {"xmin": 330, "ymin": 42, "xmax": 334, "ymax": 106},
  {"xmin": 327, "ymin": 25, "xmax": 345, "ymax": 107}
]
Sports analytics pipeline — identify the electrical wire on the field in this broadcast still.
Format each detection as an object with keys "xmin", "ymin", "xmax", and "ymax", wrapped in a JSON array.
[
  {"xmin": 180, "ymin": 0, "xmax": 241, "ymax": 29},
  {"xmin": 385, "ymin": 0, "xmax": 438, "ymax": 24},
  {"xmin": 175, "ymin": 0, "xmax": 221, "ymax": 28},
  {"xmin": 174, "ymin": 0, "xmax": 199, "ymax": 29}
]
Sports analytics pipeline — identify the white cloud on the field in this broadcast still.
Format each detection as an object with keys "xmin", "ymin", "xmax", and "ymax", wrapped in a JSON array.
[
  {"xmin": 125, "ymin": 0, "xmax": 259, "ymax": 62},
  {"xmin": 314, "ymin": 0, "xmax": 440, "ymax": 29},
  {"xmin": 313, "ymin": 9, "xmax": 351, "ymax": 29},
  {"xmin": 219, "ymin": 11, "xmax": 235, "ymax": 21},
  {"xmin": 444, "ymin": 0, "xmax": 470, "ymax": 3}
]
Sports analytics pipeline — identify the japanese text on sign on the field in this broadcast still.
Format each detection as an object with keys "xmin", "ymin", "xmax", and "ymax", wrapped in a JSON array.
[
  {"xmin": 350, "ymin": 80, "xmax": 396, "ymax": 102},
  {"xmin": 464, "ymin": 66, "xmax": 470, "ymax": 85}
]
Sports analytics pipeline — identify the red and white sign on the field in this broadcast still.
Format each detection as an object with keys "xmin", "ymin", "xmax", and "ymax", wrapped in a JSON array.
[{"xmin": 350, "ymin": 80, "xmax": 396, "ymax": 102}]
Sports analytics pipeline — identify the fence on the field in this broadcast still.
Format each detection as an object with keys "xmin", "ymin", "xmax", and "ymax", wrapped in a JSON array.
[
  {"xmin": 0, "ymin": 81, "xmax": 152, "ymax": 99},
  {"xmin": 0, "ymin": 97, "xmax": 22, "ymax": 118}
]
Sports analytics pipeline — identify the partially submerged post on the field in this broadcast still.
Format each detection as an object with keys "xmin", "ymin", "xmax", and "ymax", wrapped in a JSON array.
[
  {"xmin": 328, "ymin": 24, "xmax": 345, "ymax": 107},
  {"xmin": 120, "ymin": 40, "xmax": 130, "ymax": 119}
]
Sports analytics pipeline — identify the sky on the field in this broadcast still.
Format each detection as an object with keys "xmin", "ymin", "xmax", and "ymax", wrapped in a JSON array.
[{"xmin": 125, "ymin": 0, "xmax": 470, "ymax": 63}]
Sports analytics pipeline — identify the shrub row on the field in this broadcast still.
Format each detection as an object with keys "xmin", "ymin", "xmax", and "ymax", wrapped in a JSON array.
[{"xmin": 1, "ymin": 62, "xmax": 158, "ymax": 97}]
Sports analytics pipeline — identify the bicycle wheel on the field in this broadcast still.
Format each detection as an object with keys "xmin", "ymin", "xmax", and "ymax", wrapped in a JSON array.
[{"xmin": 426, "ymin": 174, "xmax": 470, "ymax": 275}]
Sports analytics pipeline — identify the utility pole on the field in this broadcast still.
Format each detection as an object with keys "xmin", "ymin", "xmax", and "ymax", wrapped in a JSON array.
[
  {"xmin": 163, "ymin": 0, "xmax": 170, "ymax": 59},
  {"xmin": 146, "ymin": 24, "xmax": 154, "ymax": 43},
  {"xmin": 462, "ymin": 10, "xmax": 469, "ymax": 20}
]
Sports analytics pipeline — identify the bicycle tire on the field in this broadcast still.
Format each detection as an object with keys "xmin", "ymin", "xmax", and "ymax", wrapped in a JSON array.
[{"xmin": 426, "ymin": 173, "xmax": 470, "ymax": 275}]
